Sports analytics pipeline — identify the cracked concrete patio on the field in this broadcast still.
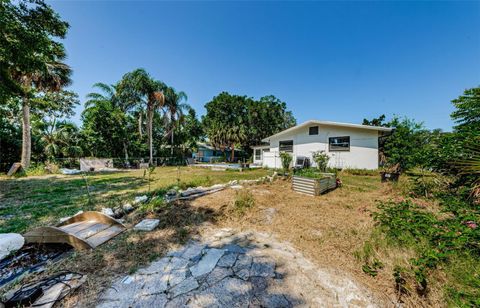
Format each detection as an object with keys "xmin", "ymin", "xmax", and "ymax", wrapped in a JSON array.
[{"xmin": 97, "ymin": 228, "xmax": 379, "ymax": 308}]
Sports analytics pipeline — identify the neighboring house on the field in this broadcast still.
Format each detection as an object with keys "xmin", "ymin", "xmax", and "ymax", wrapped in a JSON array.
[
  {"xmin": 252, "ymin": 120, "xmax": 393, "ymax": 170},
  {"xmin": 192, "ymin": 142, "xmax": 241, "ymax": 163},
  {"xmin": 192, "ymin": 143, "xmax": 222, "ymax": 163}
]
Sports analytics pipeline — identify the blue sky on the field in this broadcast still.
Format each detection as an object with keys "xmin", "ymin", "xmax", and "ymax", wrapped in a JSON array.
[{"xmin": 50, "ymin": 1, "xmax": 480, "ymax": 131}]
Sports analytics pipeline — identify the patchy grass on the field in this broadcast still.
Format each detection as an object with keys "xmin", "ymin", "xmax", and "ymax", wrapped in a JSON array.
[
  {"xmin": 0, "ymin": 166, "xmax": 271, "ymax": 233},
  {"xmin": 232, "ymin": 189, "xmax": 255, "ymax": 215},
  {"xmin": 5, "ymin": 168, "xmax": 471, "ymax": 307}
]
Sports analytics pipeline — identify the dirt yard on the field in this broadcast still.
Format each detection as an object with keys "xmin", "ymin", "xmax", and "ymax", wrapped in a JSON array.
[
  {"xmin": 3, "ymin": 171, "xmax": 414, "ymax": 307},
  {"xmin": 189, "ymin": 176, "xmax": 402, "ymax": 306}
]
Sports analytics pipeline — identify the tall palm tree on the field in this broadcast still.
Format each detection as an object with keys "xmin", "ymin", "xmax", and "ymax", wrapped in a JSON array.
[
  {"xmin": 163, "ymin": 87, "xmax": 188, "ymax": 156},
  {"xmin": 85, "ymin": 82, "xmax": 134, "ymax": 163},
  {"xmin": 85, "ymin": 83, "xmax": 117, "ymax": 109},
  {"xmin": 13, "ymin": 58, "xmax": 72, "ymax": 168},
  {"xmin": 118, "ymin": 69, "xmax": 165, "ymax": 165}
]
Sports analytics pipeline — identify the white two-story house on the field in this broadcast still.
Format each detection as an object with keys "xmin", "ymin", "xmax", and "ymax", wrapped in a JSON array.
[{"xmin": 252, "ymin": 120, "xmax": 393, "ymax": 170}]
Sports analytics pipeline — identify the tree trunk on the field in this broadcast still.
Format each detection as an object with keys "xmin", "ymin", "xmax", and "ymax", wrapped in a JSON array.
[
  {"xmin": 21, "ymin": 98, "xmax": 32, "ymax": 168},
  {"xmin": 123, "ymin": 140, "xmax": 129, "ymax": 165},
  {"xmin": 138, "ymin": 112, "xmax": 143, "ymax": 137},
  {"xmin": 230, "ymin": 144, "xmax": 235, "ymax": 162},
  {"xmin": 170, "ymin": 129, "xmax": 174, "ymax": 157},
  {"xmin": 147, "ymin": 108, "xmax": 153, "ymax": 165}
]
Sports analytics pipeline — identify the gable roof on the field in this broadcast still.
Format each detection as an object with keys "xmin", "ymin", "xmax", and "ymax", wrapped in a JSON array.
[{"xmin": 261, "ymin": 120, "xmax": 393, "ymax": 142}]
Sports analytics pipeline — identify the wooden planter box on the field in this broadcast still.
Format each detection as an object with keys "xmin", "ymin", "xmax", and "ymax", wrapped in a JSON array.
[{"xmin": 292, "ymin": 173, "xmax": 337, "ymax": 196}]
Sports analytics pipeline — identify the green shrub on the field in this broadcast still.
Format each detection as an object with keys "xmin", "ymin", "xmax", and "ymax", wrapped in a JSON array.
[
  {"xmin": 279, "ymin": 152, "xmax": 292, "ymax": 174},
  {"xmin": 369, "ymin": 199, "xmax": 480, "ymax": 304},
  {"xmin": 233, "ymin": 189, "xmax": 255, "ymax": 214},
  {"xmin": 24, "ymin": 163, "xmax": 48, "ymax": 176},
  {"xmin": 140, "ymin": 197, "xmax": 166, "ymax": 213},
  {"xmin": 294, "ymin": 168, "xmax": 334, "ymax": 179},
  {"xmin": 312, "ymin": 151, "xmax": 329, "ymax": 172}
]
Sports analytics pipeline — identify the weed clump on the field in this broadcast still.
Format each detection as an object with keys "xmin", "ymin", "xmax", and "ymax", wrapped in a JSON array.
[{"xmin": 233, "ymin": 189, "xmax": 255, "ymax": 215}]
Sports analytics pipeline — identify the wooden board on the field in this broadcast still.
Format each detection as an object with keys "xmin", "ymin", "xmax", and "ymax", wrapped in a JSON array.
[{"xmin": 24, "ymin": 211, "xmax": 126, "ymax": 250}]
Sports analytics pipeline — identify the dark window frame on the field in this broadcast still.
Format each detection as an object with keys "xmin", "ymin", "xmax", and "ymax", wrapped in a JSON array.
[
  {"xmin": 255, "ymin": 149, "xmax": 262, "ymax": 160},
  {"xmin": 329, "ymin": 136, "xmax": 350, "ymax": 152},
  {"xmin": 309, "ymin": 126, "xmax": 319, "ymax": 135},
  {"xmin": 279, "ymin": 140, "xmax": 293, "ymax": 152}
]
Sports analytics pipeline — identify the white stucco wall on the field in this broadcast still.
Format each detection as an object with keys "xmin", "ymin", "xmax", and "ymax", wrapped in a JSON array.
[
  {"xmin": 252, "ymin": 146, "xmax": 270, "ymax": 165},
  {"xmin": 261, "ymin": 124, "xmax": 380, "ymax": 170}
]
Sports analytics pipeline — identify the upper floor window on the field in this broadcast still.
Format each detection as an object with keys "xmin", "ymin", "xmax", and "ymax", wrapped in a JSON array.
[
  {"xmin": 329, "ymin": 136, "xmax": 350, "ymax": 151},
  {"xmin": 279, "ymin": 140, "xmax": 293, "ymax": 152},
  {"xmin": 309, "ymin": 126, "xmax": 319, "ymax": 135}
]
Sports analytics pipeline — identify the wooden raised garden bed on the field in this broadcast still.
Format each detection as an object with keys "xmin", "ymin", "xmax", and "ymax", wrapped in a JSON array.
[{"xmin": 292, "ymin": 173, "xmax": 337, "ymax": 196}]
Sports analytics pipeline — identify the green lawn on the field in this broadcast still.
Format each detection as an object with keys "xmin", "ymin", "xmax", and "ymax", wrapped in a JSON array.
[{"xmin": 0, "ymin": 166, "xmax": 271, "ymax": 233}]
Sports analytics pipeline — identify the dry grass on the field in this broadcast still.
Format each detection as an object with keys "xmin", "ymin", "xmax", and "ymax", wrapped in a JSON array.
[
  {"xmin": 42, "ymin": 200, "xmax": 219, "ymax": 307},
  {"xmin": 2, "ymin": 170, "xmax": 447, "ymax": 307},
  {"xmin": 189, "ymin": 175, "xmax": 444, "ymax": 307}
]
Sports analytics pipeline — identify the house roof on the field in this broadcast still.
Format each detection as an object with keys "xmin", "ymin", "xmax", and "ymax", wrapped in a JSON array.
[
  {"xmin": 261, "ymin": 120, "xmax": 393, "ymax": 142},
  {"xmin": 197, "ymin": 142, "xmax": 216, "ymax": 150}
]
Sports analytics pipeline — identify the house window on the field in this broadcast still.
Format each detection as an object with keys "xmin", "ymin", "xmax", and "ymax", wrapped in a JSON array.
[
  {"xmin": 329, "ymin": 136, "xmax": 350, "ymax": 151},
  {"xmin": 263, "ymin": 148, "xmax": 270, "ymax": 153},
  {"xmin": 255, "ymin": 149, "xmax": 261, "ymax": 160},
  {"xmin": 279, "ymin": 140, "xmax": 293, "ymax": 152},
  {"xmin": 309, "ymin": 126, "xmax": 319, "ymax": 135}
]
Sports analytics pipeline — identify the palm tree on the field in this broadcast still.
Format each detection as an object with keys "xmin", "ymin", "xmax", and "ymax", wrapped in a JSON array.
[
  {"xmin": 85, "ymin": 83, "xmax": 117, "ymax": 109},
  {"xmin": 226, "ymin": 125, "xmax": 246, "ymax": 162},
  {"xmin": 118, "ymin": 69, "xmax": 165, "ymax": 165},
  {"xmin": 163, "ymin": 87, "xmax": 188, "ymax": 157},
  {"xmin": 13, "ymin": 58, "xmax": 72, "ymax": 168},
  {"xmin": 207, "ymin": 122, "xmax": 246, "ymax": 162},
  {"xmin": 85, "ymin": 82, "xmax": 133, "ymax": 163},
  {"xmin": 38, "ymin": 117, "xmax": 67, "ymax": 159},
  {"xmin": 458, "ymin": 145, "xmax": 480, "ymax": 202}
]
